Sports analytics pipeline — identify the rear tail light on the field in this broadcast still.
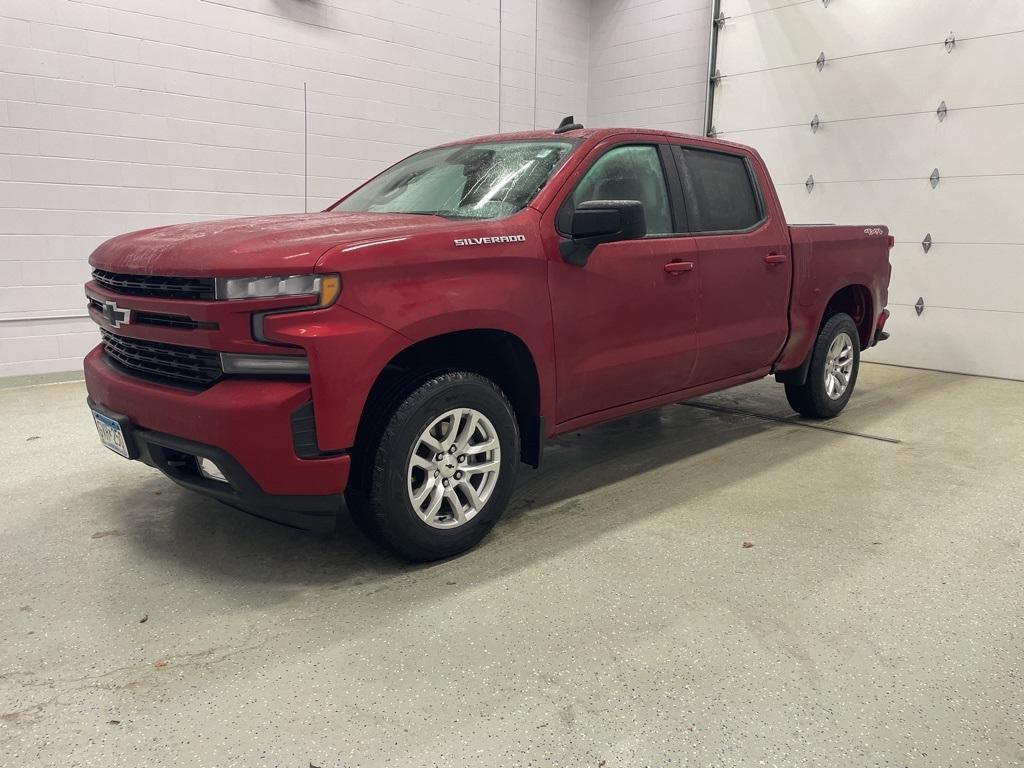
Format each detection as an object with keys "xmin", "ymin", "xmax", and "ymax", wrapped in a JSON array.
[
  {"xmin": 887, "ymin": 235, "xmax": 895, "ymax": 249},
  {"xmin": 877, "ymin": 309, "xmax": 890, "ymax": 332}
]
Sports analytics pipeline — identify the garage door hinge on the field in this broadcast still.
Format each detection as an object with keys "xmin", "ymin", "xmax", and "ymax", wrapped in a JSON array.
[
  {"xmin": 714, "ymin": 12, "xmax": 726, "ymax": 29},
  {"xmin": 816, "ymin": 52, "xmax": 826, "ymax": 71},
  {"xmin": 936, "ymin": 100, "xmax": 947, "ymax": 122},
  {"xmin": 710, "ymin": 69, "xmax": 722, "ymax": 86},
  {"xmin": 915, "ymin": 298, "xmax": 925, "ymax": 316},
  {"xmin": 805, "ymin": 174, "xmax": 815, "ymax": 193},
  {"xmin": 922, "ymin": 233, "xmax": 932, "ymax": 253},
  {"xmin": 944, "ymin": 33, "xmax": 956, "ymax": 53},
  {"xmin": 822, "ymin": 0, "xmax": 831, "ymax": 6},
  {"xmin": 930, "ymin": 168, "xmax": 941, "ymax": 188},
  {"xmin": 810, "ymin": 114, "xmax": 820, "ymax": 133}
]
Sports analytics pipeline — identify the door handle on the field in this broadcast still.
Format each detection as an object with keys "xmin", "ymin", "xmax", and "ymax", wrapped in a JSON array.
[
  {"xmin": 764, "ymin": 253, "xmax": 787, "ymax": 265},
  {"xmin": 664, "ymin": 261, "xmax": 694, "ymax": 274}
]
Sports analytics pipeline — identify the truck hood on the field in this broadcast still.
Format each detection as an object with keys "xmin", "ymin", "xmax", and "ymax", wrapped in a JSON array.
[{"xmin": 88, "ymin": 212, "xmax": 458, "ymax": 277}]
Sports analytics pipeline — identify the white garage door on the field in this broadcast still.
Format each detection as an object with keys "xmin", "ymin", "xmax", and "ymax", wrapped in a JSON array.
[{"xmin": 711, "ymin": 0, "xmax": 1024, "ymax": 381}]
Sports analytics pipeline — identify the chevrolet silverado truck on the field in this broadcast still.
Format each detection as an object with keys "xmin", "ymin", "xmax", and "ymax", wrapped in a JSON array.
[{"xmin": 84, "ymin": 121, "xmax": 892, "ymax": 560}]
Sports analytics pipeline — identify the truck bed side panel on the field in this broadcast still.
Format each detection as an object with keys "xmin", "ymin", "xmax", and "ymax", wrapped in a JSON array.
[{"xmin": 775, "ymin": 225, "xmax": 892, "ymax": 371}]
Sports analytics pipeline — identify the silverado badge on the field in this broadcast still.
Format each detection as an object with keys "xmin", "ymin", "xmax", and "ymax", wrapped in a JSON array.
[{"xmin": 453, "ymin": 235, "xmax": 527, "ymax": 247}]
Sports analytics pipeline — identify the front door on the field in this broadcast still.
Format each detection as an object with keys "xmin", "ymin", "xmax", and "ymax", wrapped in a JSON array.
[{"xmin": 546, "ymin": 142, "xmax": 700, "ymax": 423}]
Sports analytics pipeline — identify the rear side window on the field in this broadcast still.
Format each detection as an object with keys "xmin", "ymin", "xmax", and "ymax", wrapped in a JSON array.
[{"xmin": 676, "ymin": 148, "xmax": 762, "ymax": 233}]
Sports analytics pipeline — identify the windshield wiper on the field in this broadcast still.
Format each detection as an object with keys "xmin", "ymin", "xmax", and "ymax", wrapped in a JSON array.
[{"xmin": 403, "ymin": 211, "xmax": 478, "ymax": 220}]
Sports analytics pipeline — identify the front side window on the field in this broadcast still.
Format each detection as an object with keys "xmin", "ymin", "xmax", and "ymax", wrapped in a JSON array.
[
  {"xmin": 677, "ymin": 148, "xmax": 762, "ymax": 233},
  {"xmin": 334, "ymin": 141, "xmax": 576, "ymax": 220},
  {"xmin": 560, "ymin": 144, "xmax": 674, "ymax": 235}
]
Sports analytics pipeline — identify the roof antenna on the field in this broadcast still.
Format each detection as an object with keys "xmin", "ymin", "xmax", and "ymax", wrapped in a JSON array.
[{"xmin": 554, "ymin": 115, "xmax": 583, "ymax": 134}]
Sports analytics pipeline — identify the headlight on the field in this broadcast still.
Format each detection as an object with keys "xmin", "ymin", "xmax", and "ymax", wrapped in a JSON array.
[{"xmin": 216, "ymin": 273, "xmax": 341, "ymax": 305}]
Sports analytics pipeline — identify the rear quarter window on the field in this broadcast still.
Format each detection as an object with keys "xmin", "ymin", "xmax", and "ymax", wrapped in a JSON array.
[{"xmin": 677, "ymin": 148, "xmax": 762, "ymax": 233}]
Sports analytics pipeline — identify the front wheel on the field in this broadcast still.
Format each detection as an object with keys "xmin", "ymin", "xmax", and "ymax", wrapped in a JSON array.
[
  {"xmin": 784, "ymin": 312, "xmax": 861, "ymax": 419},
  {"xmin": 346, "ymin": 372, "xmax": 520, "ymax": 561}
]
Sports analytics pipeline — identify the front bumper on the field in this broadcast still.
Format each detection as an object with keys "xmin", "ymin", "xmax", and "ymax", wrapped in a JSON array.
[{"xmin": 84, "ymin": 347, "xmax": 349, "ymax": 530}]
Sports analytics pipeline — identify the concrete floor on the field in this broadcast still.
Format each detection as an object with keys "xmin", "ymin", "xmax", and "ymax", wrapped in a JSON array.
[{"xmin": 1, "ymin": 363, "xmax": 1022, "ymax": 767}]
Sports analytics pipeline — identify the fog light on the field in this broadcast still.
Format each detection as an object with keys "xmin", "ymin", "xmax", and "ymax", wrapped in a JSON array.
[{"xmin": 198, "ymin": 457, "xmax": 228, "ymax": 483}]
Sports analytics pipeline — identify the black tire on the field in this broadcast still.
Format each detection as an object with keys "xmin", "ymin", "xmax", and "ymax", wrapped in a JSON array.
[
  {"xmin": 784, "ymin": 312, "xmax": 861, "ymax": 419},
  {"xmin": 345, "ymin": 372, "xmax": 520, "ymax": 561}
]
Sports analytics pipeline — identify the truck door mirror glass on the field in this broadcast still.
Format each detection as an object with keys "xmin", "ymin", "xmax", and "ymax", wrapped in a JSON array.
[{"xmin": 560, "ymin": 200, "xmax": 647, "ymax": 267}]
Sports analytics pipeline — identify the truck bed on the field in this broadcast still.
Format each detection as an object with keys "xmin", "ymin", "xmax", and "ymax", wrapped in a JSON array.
[{"xmin": 774, "ymin": 225, "xmax": 893, "ymax": 372}]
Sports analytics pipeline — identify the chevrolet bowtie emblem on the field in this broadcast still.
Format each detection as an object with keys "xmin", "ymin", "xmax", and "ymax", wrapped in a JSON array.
[{"xmin": 101, "ymin": 299, "xmax": 131, "ymax": 328}]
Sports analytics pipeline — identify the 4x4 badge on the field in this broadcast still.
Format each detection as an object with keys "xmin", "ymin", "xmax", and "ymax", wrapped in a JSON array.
[{"xmin": 101, "ymin": 299, "xmax": 131, "ymax": 328}]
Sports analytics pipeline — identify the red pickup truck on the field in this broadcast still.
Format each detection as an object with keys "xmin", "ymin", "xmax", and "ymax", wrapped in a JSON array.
[{"xmin": 84, "ymin": 122, "xmax": 892, "ymax": 560}]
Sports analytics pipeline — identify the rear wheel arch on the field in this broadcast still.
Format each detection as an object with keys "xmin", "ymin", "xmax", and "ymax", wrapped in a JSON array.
[
  {"xmin": 823, "ymin": 284, "xmax": 873, "ymax": 348},
  {"xmin": 777, "ymin": 284, "xmax": 873, "ymax": 385}
]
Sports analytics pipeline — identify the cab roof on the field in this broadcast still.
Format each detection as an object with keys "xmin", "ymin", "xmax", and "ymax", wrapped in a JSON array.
[{"xmin": 438, "ymin": 126, "xmax": 753, "ymax": 154}]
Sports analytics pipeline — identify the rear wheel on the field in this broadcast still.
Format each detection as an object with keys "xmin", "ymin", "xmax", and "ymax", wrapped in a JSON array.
[
  {"xmin": 346, "ymin": 372, "xmax": 520, "ymax": 561},
  {"xmin": 784, "ymin": 312, "xmax": 860, "ymax": 419}
]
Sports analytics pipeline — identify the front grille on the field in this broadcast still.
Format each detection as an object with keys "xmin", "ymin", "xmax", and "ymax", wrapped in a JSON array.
[
  {"xmin": 88, "ymin": 296, "xmax": 201, "ymax": 330},
  {"xmin": 101, "ymin": 329, "xmax": 222, "ymax": 387},
  {"xmin": 92, "ymin": 269, "xmax": 216, "ymax": 300},
  {"xmin": 133, "ymin": 311, "xmax": 200, "ymax": 330}
]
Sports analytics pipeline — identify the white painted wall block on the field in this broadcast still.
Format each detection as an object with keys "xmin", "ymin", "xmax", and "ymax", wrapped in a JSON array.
[
  {"xmin": 589, "ymin": 0, "xmax": 712, "ymax": 133},
  {"xmin": 0, "ymin": 0, "xmax": 602, "ymax": 375}
]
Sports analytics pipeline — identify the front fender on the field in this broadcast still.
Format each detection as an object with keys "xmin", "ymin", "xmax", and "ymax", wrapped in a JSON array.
[{"xmin": 262, "ymin": 305, "xmax": 410, "ymax": 452}]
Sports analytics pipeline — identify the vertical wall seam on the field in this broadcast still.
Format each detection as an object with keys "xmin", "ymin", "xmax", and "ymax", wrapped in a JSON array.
[
  {"xmin": 303, "ymin": 81, "xmax": 308, "ymax": 213},
  {"xmin": 497, "ymin": 0, "xmax": 503, "ymax": 133},
  {"xmin": 533, "ymin": 0, "xmax": 539, "ymax": 130}
]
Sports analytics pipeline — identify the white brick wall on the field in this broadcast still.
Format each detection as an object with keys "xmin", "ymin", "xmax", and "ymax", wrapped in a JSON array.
[
  {"xmin": 589, "ymin": 0, "xmax": 712, "ymax": 133},
  {"xmin": 0, "ymin": 0, "xmax": 710, "ymax": 376},
  {"xmin": 500, "ymin": 0, "xmax": 590, "ymax": 132}
]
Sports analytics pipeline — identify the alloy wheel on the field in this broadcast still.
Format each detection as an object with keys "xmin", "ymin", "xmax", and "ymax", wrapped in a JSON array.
[
  {"xmin": 406, "ymin": 408, "xmax": 501, "ymax": 529},
  {"xmin": 823, "ymin": 331, "xmax": 855, "ymax": 400}
]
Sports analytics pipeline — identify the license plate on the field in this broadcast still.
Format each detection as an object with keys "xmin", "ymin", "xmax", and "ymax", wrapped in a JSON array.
[{"xmin": 92, "ymin": 409, "xmax": 130, "ymax": 459}]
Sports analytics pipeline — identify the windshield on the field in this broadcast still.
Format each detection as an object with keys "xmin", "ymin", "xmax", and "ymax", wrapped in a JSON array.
[{"xmin": 333, "ymin": 140, "xmax": 577, "ymax": 220}]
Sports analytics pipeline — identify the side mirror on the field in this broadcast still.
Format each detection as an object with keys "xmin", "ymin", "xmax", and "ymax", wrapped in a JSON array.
[{"xmin": 560, "ymin": 200, "xmax": 647, "ymax": 266}]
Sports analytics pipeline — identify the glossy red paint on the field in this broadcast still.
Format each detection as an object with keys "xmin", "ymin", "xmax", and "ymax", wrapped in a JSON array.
[
  {"xmin": 775, "ymin": 224, "xmax": 891, "ymax": 370},
  {"xmin": 83, "ymin": 126, "xmax": 891, "ymax": 510},
  {"xmin": 89, "ymin": 211, "xmax": 461, "ymax": 277},
  {"xmin": 539, "ymin": 133, "xmax": 701, "ymax": 420},
  {"xmin": 83, "ymin": 347, "xmax": 349, "ymax": 496}
]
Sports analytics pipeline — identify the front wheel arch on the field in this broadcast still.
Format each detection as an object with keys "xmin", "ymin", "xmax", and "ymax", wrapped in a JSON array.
[{"xmin": 353, "ymin": 329, "xmax": 543, "ymax": 478}]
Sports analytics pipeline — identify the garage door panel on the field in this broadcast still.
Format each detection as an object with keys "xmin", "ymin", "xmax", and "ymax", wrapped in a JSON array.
[
  {"xmin": 887, "ymin": 243, "xmax": 1024, "ymax": 313},
  {"xmin": 714, "ymin": 34, "xmax": 1024, "ymax": 131},
  {"xmin": 714, "ymin": 0, "xmax": 1021, "ymax": 380},
  {"xmin": 865, "ymin": 304, "xmax": 1024, "ymax": 381},
  {"xmin": 719, "ymin": 0, "xmax": 1024, "ymax": 73},
  {"xmin": 722, "ymin": 0, "xmax": 815, "ymax": 17},
  {"xmin": 743, "ymin": 105, "xmax": 1024, "ymax": 183},
  {"xmin": 776, "ymin": 176, "xmax": 1024, "ymax": 244}
]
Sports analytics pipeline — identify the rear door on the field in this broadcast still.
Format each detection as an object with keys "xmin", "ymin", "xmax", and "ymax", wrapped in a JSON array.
[
  {"xmin": 671, "ymin": 144, "xmax": 792, "ymax": 384},
  {"xmin": 546, "ymin": 139, "xmax": 700, "ymax": 422}
]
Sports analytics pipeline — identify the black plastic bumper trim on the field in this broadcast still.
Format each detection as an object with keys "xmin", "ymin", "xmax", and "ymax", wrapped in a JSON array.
[{"xmin": 88, "ymin": 398, "xmax": 343, "ymax": 532}]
